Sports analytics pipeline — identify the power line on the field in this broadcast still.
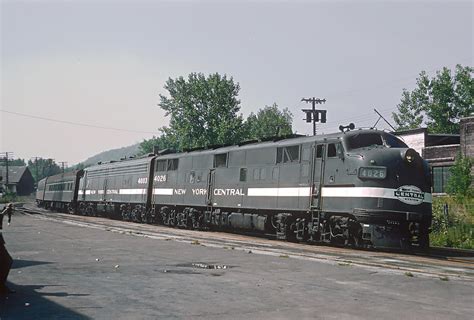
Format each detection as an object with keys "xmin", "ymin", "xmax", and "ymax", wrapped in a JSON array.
[
  {"xmin": 0, "ymin": 109, "xmax": 159, "ymax": 134},
  {"xmin": 315, "ymin": 106, "xmax": 396, "ymax": 127},
  {"xmin": 58, "ymin": 161, "xmax": 68, "ymax": 173}
]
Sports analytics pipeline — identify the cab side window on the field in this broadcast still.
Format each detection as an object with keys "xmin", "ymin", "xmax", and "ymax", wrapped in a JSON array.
[
  {"xmin": 327, "ymin": 144, "xmax": 337, "ymax": 157},
  {"xmin": 316, "ymin": 145, "xmax": 323, "ymax": 158},
  {"xmin": 328, "ymin": 142, "xmax": 344, "ymax": 159}
]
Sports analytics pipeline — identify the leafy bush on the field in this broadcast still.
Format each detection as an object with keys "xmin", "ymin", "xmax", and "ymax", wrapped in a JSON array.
[
  {"xmin": 430, "ymin": 196, "xmax": 474, "ymax": 249},
  {"xmin": 0, "ymin": 192, "xmax": 17, "ymax": 204},
  {"xmin": 430, "ymin": 223, "xmax": 474, "ymax": 249},
  {"xmin": 447, "ymin": 154, "xmax": 473, "ymax": 199}
]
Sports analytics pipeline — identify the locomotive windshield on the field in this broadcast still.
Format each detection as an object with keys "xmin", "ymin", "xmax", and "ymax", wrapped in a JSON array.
[
  {"xmin": 346, "ymin": 132, "xmax": 408, "ymax": 150},
  {"xmin": 382, "ymin": 133, "xmax": 408, "ymax": 148}
]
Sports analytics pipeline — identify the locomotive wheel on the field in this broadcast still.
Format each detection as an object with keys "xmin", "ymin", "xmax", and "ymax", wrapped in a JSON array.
[
  {"xmin": 132, "ymin": 207, "xmax": 141, "ymax": 223},
  {"xmin": 85, "ymin": 205, "xmax": 95, "ymax": 217},
  {"xmin": 169, "ymin": 210, "xmax": 176, "ymax": 227},
  {"xmin": 141, "ymin": 210, "xmax": 148, "ymax": 224}
]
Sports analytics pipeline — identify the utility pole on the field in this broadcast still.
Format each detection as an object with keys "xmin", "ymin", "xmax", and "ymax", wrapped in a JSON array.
[
  {"xmin": 0, "ymin": 152, "xmax": 13, "ymax": 192},
  {"xmin": 301, "ymin": 97, "xmax": 327, "ymax": 135},
  {"xmin": 58, "ymin": 161, "xmax": 67, "ymax": 173},
  {"xmin": 30, "ymin": 157, "xmax": 42, "ymax": 182},
  {"xmin": 44, "ymin": 158, "xmax": 54, "ymax": 177}
]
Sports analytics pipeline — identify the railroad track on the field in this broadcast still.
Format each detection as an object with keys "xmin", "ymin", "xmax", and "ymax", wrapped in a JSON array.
[{"xmin": 15, "ymin": 205, "xmax": 474, "ymax": 281}]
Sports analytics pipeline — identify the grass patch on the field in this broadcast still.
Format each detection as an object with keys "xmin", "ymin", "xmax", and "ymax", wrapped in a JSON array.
[
  {"xmin": 404, "ymin": 272, "xmax": 414, "ymax": 277},
  {"xmin": 279, "ymin": 254, "xmax": 289, "ymax": 258},
  {"xmin": 0, "ymin": 192, "xmax": 17, "ymax": 204},
  {"xmin": 440, "ymin": 276, "xmax": 449, "ymax": 281},
  {"xmin": 191, "ymin": 240, "xmax": 200, "ymax": 245},
  {"xmin": 430, "ymin": 196, "xmax": 474, "ymax": 249}
]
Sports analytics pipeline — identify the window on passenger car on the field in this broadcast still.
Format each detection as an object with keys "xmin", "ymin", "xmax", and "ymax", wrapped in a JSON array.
[
  {"xmin": 167, "ymin": 159, "xmax": 179, "ymax": 171},
  {"xmin": 276, "ymin": 145, "xmax": 300, "ymax": 163},
  {"xmin": 189, "ymin": 171, "xmax": 195, "ymax": 183},
  {"xmin": 214, "ymin": 153, "xmax": 228, "ymax": 168},
  {"xmin": 156, "ymin": 160, "xmax": 167, "ymax": 172}
]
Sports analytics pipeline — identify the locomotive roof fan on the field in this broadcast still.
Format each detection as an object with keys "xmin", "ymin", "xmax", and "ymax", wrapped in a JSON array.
[{"xmin": 339, "ymin": 123, "xmax": 355, "ymax": 133}]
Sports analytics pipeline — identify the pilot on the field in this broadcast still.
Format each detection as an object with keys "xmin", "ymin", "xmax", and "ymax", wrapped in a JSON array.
[{"xmin": 0, "ymin": 203, "xmax": 14, "ymax": 294}]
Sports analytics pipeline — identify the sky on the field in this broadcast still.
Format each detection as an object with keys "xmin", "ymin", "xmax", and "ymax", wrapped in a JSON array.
[{"xmin": 1, "ymin": 0, "xmax": 472, "ymax": 166}]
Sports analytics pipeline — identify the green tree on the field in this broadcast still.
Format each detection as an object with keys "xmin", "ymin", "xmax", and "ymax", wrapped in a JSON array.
[
  {"xmin": 158, "ymin": 73, "xmax": 246, "ymax": 151},
  {"xmin": 0, "ymin": 158, "xmax": 26, "ymax": 166},
  {"xmin": 245, "ymin": 103, "xmax": 293, "ymax": 139},
  {"xmin": 138, "ymin": 133, "xmax": 177, "ymax": 155},
  {"xmin": 392, "ymin": 65, "xmax": 473, "ymax": 133},
  {"xmin": 27, "ymin": 158, "xmax": 62, "ymax": 182},
  {"xmin": 446, "ymin": 154, "xmax": 473, "ymax": 199},
  {"xmin": 73, "ymin": 163, "xmax": 88, "ymax": 171}
]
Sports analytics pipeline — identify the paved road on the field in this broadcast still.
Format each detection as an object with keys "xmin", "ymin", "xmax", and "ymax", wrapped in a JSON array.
[{"xmin": 1, "ymin": 213, "xmax": 473, "ymax": 320}]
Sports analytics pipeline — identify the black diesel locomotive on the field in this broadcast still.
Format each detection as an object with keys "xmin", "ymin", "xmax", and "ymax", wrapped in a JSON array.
[{"xmin": 36, "ymin": 129, "xmax": 432, "ymax": 249}]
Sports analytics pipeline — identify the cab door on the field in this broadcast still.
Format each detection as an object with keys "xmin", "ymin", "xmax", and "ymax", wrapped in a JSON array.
[
  {"xmin": 206, "ymin": 169, "xmax": 215, "ymax": 206},
  {"xmin": 310, "ymin": 144, "xmax": 326, "ymax": 210}
]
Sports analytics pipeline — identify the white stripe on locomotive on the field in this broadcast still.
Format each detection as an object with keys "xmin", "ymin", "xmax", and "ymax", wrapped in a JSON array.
[{"xmin": 321, "ymin": 187, "xmax": 432, "ymax": 203}]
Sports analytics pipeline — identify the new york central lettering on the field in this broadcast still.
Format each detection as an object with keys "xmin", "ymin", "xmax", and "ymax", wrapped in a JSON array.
[
  {"xmin": 174, "ymin": 189, "xmax": 186, "ymax": 195},
  {"xmin": 213, "ymin": 188, "xmax": 245, "ymax": 196},
  {"xmin": 394, "ymin": 190, "xmax": 424, "ymax": 200},
  {"xmin": 192, "ymin": 188, "xmax": 207, "ymax": 195}
]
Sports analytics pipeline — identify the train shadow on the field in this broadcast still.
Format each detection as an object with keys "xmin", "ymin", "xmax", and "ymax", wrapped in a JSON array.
[
  {"xmin": 0, "ymin": 283, "xmax": 91, "ymax": 320},
  {"xmin": 11, "ymin": 259, "xmax": 52, "ymax": 269}
]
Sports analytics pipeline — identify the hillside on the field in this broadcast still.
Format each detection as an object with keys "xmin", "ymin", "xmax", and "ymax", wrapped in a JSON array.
[{"xmin": 81, "ymin": 143, "xmax": 141, "ymax": 167}]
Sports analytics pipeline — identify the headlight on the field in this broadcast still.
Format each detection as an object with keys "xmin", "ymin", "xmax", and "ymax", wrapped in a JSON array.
[
  {"xmin": 358, "ymin": 166, "xmax": 387, "ymax": 179},
  {"xmin": 405, "ymin": 149, "xmax": 417, "ymax": 163},
  {"xmin": 402, "ymin": 148, "xmax": 418, "ymax": 164}
]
